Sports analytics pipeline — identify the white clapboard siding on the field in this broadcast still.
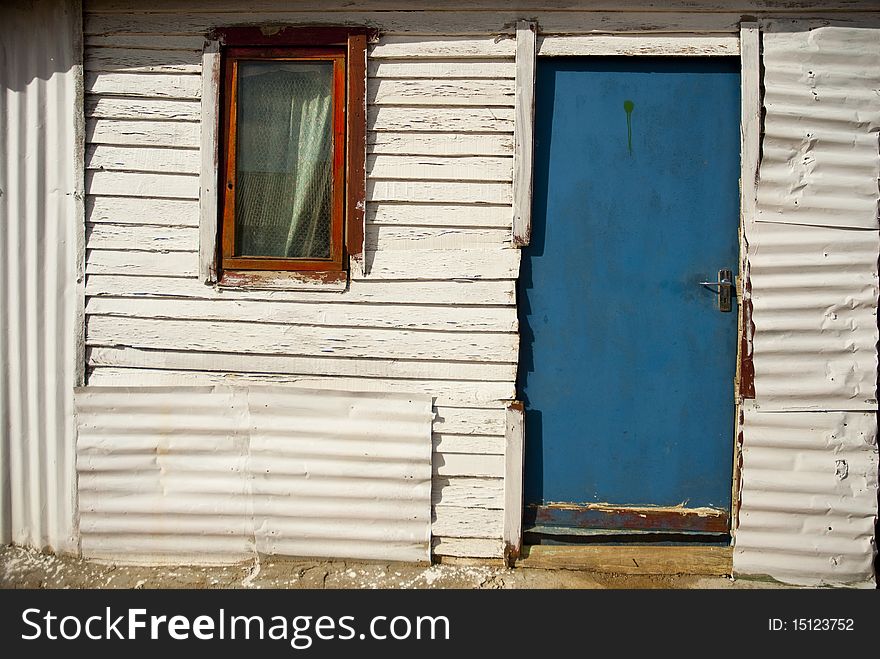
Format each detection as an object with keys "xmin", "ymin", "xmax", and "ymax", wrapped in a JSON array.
[
  {"xmin": 87, "ymin": 223, "xmax": 514, "ymax": 262},
  {"xmin": 86, "ymin": 97, "xmax": 200, "ymax": 121},
  {"xmin": 85, "ymin": 275, "xmax": 517, "ymax": 305},
  {"xmin": 88, "ymin": 119, "xmax": 200, "ymax": 147},
  {"xmin": 368, "ymin": 203, "xmax": 510, "ymax": 227},
  {"xmin": 86, "ymin": 171, "xmax": 200, "ymax": 199},
  {"xmin": 83, "ymin": 11, "xmax": 744, "ymax": 37},
  {"xmin": 86, "ymin": 224, "xmax": 198, "ymax": 251},
  {"xmin": 86, "ymin": 247, "xmax": 519, "ymax": 280},
  {"xmin": 83, "ymin": 21, "xmax": 524, "ymax": 559},
  {"xmin": 369, "ymin": 78, "xmax": 514, "ymax": 106},
  {"xmin": 86, "ymin": 196, "xmax": 199, "ymax": 226},
  {"xmin": 433, "ymin": 434, "xmax": 506, "ymax": 455},
  {"xmin": 86, "ymin": 368, "xmax": 516, "ymax": 409},
  {"xmin": 86, "ymin": 145, "xmax": 200, "ymax": 174},
  {"xmin": 369, "ymin": 59, "xmax": 514, "ymax": 79},
  {"xmin": 368, "ymin": 131, "xmax": 513, "ymax": 156},
  {"xmin": 435, "ymin": 452, "xmax": 505, "ymax": 478},
  {"xmin": 367, "ymin": 180, "xmax": 511, "ymax": 204},
  {"xmin": 86, "ymin": 316, "xmax": 518, "ymax": 362},
  {"xmin": 432, "ymin": 537, "xmax": 504, "ymax": 558},
  {"xmin": 432, "ymin": 407, "xmax": 507, "ymax": 435},
  {"xmin": 85, "ymin": 47, "xmax": 202, "ymax": 73},
  {"xmin": 432, "ymin": 477, "xmax": 504, "ymax": 509},
  {"xmin": 358, "ymin": 248, "xmax": 520, "ymax": 280},
  {"xmin": 85, "ymin": 296, "xmax": 518, "ymax": 332},
  {"xmin": 86, "ymin": 72, "xmax": 202, "ymax": 99},
  {"xmin": 365, "ymin": 226, "xmax": 512, "ymax": 251},
  {"xmin": 85, "ymin": 34, "xmax": 207, "ymax": 50},
  {"xmin": 87, "ymin": 346, "xmax": 517, "ymax": 382},
  {"xmin": 87, "ymin": 250, "xmax": 198, "ymax": 277},
  {"xmin": 369, "ymin": 106, "xmax": 514, "ymax": 132},
  {"xmin": 433, "ymin": 505, "xmax": 503, "ymax": 539},
  {"xmin": 367, "ymin": 155, "xmax": 512, "ymax": 182},
  {"xmin": 370, "ymin": 36, "xmax": 516, "ymax": 59}
]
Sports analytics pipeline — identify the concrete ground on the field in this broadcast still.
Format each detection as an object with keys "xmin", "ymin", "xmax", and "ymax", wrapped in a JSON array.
[{"xmin": 0, "ymin": 545, "xmax": 785, "ymax": 589}]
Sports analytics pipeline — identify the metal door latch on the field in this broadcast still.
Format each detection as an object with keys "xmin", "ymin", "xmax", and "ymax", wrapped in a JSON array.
[{"xmin": 699, "ymin": 269, "xmax": 734, "ymax": 312}]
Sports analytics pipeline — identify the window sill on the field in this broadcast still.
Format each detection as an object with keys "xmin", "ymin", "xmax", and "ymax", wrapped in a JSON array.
[{"xmin": 217, "ymin": 269, "xmax": 348, "ymax": 292}]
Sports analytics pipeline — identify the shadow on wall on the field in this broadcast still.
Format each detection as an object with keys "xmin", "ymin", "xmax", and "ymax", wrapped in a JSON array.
[{"xmin": 0, "ymin": 0, "xmax": 82, "ymax": 91}]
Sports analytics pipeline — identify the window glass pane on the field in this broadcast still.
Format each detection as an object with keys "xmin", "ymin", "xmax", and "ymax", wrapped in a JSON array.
[{"xmin": 235, "ymin": 60, "xmax": 333, "ymax": 259}]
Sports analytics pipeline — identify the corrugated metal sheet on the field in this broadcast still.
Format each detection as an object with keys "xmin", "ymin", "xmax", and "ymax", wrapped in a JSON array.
[
  {"xmin": 75, "ymin": 386, "xmax": 434, "ymax": 564},
  {"xmin": 750, "ymin": 25, "xmax": 879, "ymax": 412},
  {"xmin": 748, "ymin": 221, "xmax": 879, "ymax": 411},
  {"xmin": 0, "ymin": 0, "xmax": 83, "ymax": 553},
  {"xmin": 735, "ymin": 25, "xmax": 880, "ymax": 587},
  {"xmin": 735, "ymin": 404, "xmax": 878, "ymax": 587}
]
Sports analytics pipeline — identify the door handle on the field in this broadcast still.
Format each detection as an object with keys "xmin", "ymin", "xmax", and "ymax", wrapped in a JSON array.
[{"xmin": 699, "ymin": 268, "xmax": 734, "ymax": 312}]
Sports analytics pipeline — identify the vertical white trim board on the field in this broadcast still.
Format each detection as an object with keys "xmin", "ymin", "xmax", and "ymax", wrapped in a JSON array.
[
  {"xmin": 512, "ymin": 20, "xmax": 536, "ymax": 247},
  {"xmin": 199, "ymin": 40, "xmax": 220, "ymax": 284}
]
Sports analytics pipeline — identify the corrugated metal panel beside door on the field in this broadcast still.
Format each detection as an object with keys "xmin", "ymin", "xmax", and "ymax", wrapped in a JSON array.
[
  {"xmin": 0, "ymin": 0, "xmax": 83, "ymax": 553},
  {"xmin": 735, "ymin": 24, "xmax": 880, "ymax": 588},
  {"xmin": 75, "ymin": 386, "xmax": 434, "ymax": 564}
]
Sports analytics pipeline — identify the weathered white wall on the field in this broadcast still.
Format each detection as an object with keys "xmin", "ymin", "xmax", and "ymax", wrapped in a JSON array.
[
  {"xmin": 81, "ymin": 1, "xmax": 880, "ymax": 568},
  {"xmin": 76, "ymin": 386, "xmax": 434, "ymax": 563},
  {"xmin": 735, "ymin": 25, "xmax": 880, "ymax": 587},
  {"xmin": 0, "ymin": 0, "xmax": 83, "ymax": 554}
]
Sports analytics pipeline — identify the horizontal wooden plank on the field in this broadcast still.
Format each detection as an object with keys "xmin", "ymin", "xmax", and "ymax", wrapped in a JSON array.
[
  {"xmin": 85, "ymin": 295, "xmax": 518, "ymax": 332},
  {"xmin": 368, "ymin": 131, "xmax": 513, "ymax": 156},
  {"xmin": 432, "ymin": 504, "xmax": 503, "ymax": 539},
  {"xmin": 369, "ymin": 78, "xmax": 514, "ymax": 106},
  {"xmin": 370, "ymin": 36, "xmax": 515, "ymax": 59},
  {"xmin": 85, "ymin": 34, "xmax": 206, "ymax": 50},
  {"xmin": 86, "ymin": 145, "xmax": 200, "ymax": 174},
  {"xmin": 368, "ymin": 154, "xmax": 511, "ymax": 182},
  {"xmin": 84, "ymin": 12, "xmax": 743, "ymax": 37},
  {"xmin": 86, "ymin": 315, "xmax": 519, "ymax": 362},
  {"xmin": 368, "ymin": 180, "xmax": 511, "ymax": 204},
  {"xmin": 86, "ymin": 223, "xmax": 197, "ymax": 251},
  {"xmin": 86, "ymin": 47, "xmax": 202, "ymax": 72},
  {"xmin": 366, "ymin": 226, "xmax": 511, "ymax": 251},
  {"xmin": 432, "ymin": 477, "xmax": 504, "ymax": 510},
  {"xmin": 87, "ymin": 249, "xmax": 197, "ymax": 276},
  {"xmin": 88, "ymin": 119, "xmax": 200, "ymax": 147},
  {"xmin": 368, "ymin": 203, "xmax": 510, "ymax": 228},
  {"xmin": 86, "ymin": 346, "xmax": 517, "ymax": 382},
  {"xmin": 432, "ymin": 407, "xmax": 507, "ymax": 436},
  {"xmin": 86, "ymin": 170, "xmax": 200, "ymax": 199},
  {"xmin": 359, "ymin": 247, "xmax": 520, "ymax": 280},
  {"xmin": 433, "ymin": 434, "xmax": 505, "ymax": 455},
  {"xmin": 86, "ymin": 367, "xmax": 516, "ymax": 408},
  {"xmin": 86, "ymin": 97, "xmax": 200, "ymax": 120},
  {"xmin": 85, "ymin": 274, "xmax": 517, "ymax": 305},
  {"xmin": 517, "ymin": 545, "xmax": 734, "ymax": 576},
  {"xmin": 86, "ymin": 223, "xmax": 510, "ymax": 253},
  {"xmin": 86, "ymin": 72, "xmax": 201, "ymax": 99},
  {"xmin": 87, "ymin": 1, "xmax": 880, "ymax": 12},
  {"xmin": 539, "ymin": 34, "xmax": 740, "ymax": 56},
  {"xmin": 432, "ymin": 536, "xmax": 503, "ymax": 558},
  {"xmin": 369, "ymin": 106, "xmax": 513, "ymax": 132},
  {"xmin": 87, "ymin": 196, "xmax": 199, "ymax": 225},
  {"xmin": 369, "ymin": 59, "xmax": 514, "ymax": 79},
  {"xmin": 434, "ymin": 452, "xmax": 504, "ymax": 478},
  {"xmin": 86, "ymin": 246, "xmax": 519, "ymax": 280}
]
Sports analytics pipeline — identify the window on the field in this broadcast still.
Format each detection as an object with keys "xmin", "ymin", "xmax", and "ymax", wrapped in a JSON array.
[{"xmin": 211, "ymin": 27, "xmax": 371, "ymax": 280}]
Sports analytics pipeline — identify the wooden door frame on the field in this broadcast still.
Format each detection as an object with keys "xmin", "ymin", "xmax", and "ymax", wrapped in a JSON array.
[{"xmin": 504, "ymin": 22, "xmax": 760, "ymax": 566}]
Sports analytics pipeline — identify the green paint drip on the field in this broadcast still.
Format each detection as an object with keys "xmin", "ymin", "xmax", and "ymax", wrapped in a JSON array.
[{"xmin": 623, "ymin": 99, "xmax": 634, "ymax": 154}]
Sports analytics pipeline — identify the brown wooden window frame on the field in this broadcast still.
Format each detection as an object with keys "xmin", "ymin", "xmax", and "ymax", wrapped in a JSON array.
[{"xmin": 213, "ymin": 26, "xmax": 373, "ymax": 279}]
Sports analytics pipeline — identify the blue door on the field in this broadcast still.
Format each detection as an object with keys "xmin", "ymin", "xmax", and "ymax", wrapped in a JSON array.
[{"xmin": 520, "ymin": 58, "xmax": 741, "ymax": 537}]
